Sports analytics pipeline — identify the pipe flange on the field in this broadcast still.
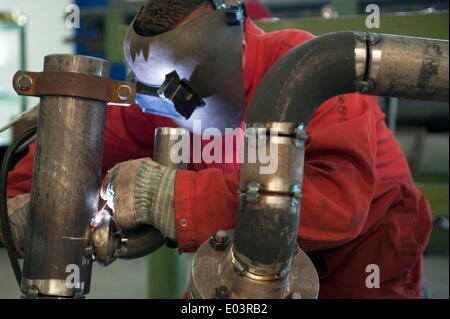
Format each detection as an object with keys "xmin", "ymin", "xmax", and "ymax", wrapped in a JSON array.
[{"xmin": 188, "ymin": 230, "xmax": 319, "ymax": 299}]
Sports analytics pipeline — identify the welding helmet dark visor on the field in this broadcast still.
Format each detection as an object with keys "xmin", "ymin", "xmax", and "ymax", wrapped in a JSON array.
[{"xmin": 124, "ymin": 6, "xmax": 246, "ymax": 132}]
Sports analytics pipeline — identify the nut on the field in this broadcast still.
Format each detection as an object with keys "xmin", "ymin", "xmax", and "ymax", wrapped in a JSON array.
[
  {"xmin": 294, "ymin": 124, "xmax": 308, "ymax": 148},
  {"xmin": 355, "ymin": 80, "xmax": 374, "ymax": 94},
  {"xmin": 17, "ymin": 74, "xmax": 32, "ymax": 91},
  {"xmin": 214, "ymin": 286, "xmax": 231, "ymax": 299},
  {"xmin": 209, "ymin": 230, "xmax": 230, "ymax": 251},
  {"xmin": 117, "ymin": 85, "xmax": 132, "ymax": 102},
  {"xmin": 84, "ymin": 246, "xmax": 95, "ymax": 260},
  {"xmin": 291, "ymin": 184, "xmax": 302, "ymax": 200}
]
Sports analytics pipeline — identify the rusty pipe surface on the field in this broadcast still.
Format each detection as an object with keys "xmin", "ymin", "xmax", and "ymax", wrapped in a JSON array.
[
  {"xmin": 368, "ymin": 34, "xmax": 449, "ymax": 102},
  {"xmin": 21, "ymin": 55, "xmax": 109, "ymax": 298}
]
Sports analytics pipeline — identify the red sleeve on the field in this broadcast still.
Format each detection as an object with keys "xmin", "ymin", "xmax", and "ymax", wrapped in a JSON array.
[
  {"xmin": 174, "ymin": 169, "xmax": 240, "ymax": 252},
  {"xmin": 7, "ymin": 143, "xmax": 35, "ymax": 197},
  {"xmin": 174, "ymin": 93, "xmax": 379, "ymax": 252}
]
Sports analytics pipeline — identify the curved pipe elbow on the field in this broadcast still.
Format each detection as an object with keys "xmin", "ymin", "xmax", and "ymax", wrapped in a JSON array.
[
  {"xmin": 120, "ymin": 225, "xmax": 166, "ymax": 260},
  {"xmin": 246, "ymin": 31, "xmax": 449, "ymax": 126},
  {"xmin": 246, "ymin": 31, "xmax": 363, "ymax": 125}
]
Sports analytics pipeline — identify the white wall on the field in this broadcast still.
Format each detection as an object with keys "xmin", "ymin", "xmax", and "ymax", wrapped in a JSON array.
[{"xmin": 0, "ymin": 0, "xmax": 74, "ymax": 145}]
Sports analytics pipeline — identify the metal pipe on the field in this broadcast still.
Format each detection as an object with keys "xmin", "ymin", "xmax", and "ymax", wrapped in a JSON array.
[
  {"xmin": 149, "ymin": 127, "xmax": 191, "ymax": 299},
  {"xmin": 22, "ymin": 55, "xmax": 110, "ymax": 298},
  {"xmin": 121, "ymin": 127, "xmax": 190, "ymax": 260},
  {"xmin": 120, "ymin": 225, "xmax": 166, "ymax": 260},
  {"xmin": 388, "ymin": 98, "xmax": 399, "ymax": 133},
  {"xmin": 234, "ymin": 123, "xmax": 304, "ymax": 276},
  {"xmin": 238, "ymin": 32, "xmax": 448, "ymax": 276},
  {"xmin": 246, "ymin": 32, "xmax": 448, "ymax": 125},
  {"xmin": 153, "ymin": 127, "xmax": 189, "ymax": 170},
  {"xmin": 246, "ymin": 31, "xmax": 362, "ymax": 125},
  {"xmin": 369, "ymin": 34, "xmax": 449, "ymax": 102},
  {"xmin": 187, "ymin": 32, "xmax": 449, "ymax": 299}
]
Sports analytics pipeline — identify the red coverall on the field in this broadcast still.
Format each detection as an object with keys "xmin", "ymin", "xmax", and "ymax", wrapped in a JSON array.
[{"xmin": 7, "ymin": 19, "xmax": 432, "ymax": 299}]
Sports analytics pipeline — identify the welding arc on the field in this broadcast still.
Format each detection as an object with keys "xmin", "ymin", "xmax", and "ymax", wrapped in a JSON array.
[{"xmin": 0, "ymin": 125, "xmax": 37, "ymax": 291}]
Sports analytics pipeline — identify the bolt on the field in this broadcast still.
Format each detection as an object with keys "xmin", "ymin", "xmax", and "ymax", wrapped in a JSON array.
[
  {"xmin": 355, "ymin": 80, "xmax": 374, "ymax": 94},
  {"xmin": 117, "ymin": 85, "xmax": 132, "ymax": 101},
  {"xmin": 22, "ymin": 287, "xmax": 39, "ymax": 299},
  {"xmin": 214, "ymin": 286, "xmax": 231, "ymax": 299},
  {"xmin": 210, "ymin": 230, "xmax": 230, "ymax": 251},
  {"xmin": 214, "ymin": 230, "xmax": 228, "ymax": 243},
  {"xmin": 247, "ymin": 181, "xmax": 262, "ymax": 192},
  {"xmin": 291, "ymin": 184, "xmax": 302, "ymax": 200},
  {"xmin": 367, "ymin": 33, "xmax": 381, "ymax": 45},
  {"xmin": 17, "ymin": 74, "xmax": 32, "ymax": 91},
  {"xmin": 294, "ymin": 125, "xmax": 308, "ymax": 140},
  {"xmin": 84, "ymin": 246, "xmax": 95, "ymax": 259},
  {"xmin": 245, "ymin": 181, "xmax": 262, "ymax": 203},
  {"xmin": 279, "ymin": 267, "xmax": 290, "ymax": 279},
  {"xmin": 294, "ymin": 124, "xmax": 308, "ymax": 148}
]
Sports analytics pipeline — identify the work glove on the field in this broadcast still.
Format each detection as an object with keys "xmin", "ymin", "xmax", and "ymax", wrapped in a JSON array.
[
  {"xmin": 0, "ymin": 193, "xmax": 29, "ymax": 258},
  {"xmin": 100, "ymin": 158, "xmax": 177, "ymax": 241}
]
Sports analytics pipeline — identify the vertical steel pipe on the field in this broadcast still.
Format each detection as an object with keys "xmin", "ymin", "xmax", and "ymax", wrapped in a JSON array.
[
  {"xmin": 234, "ymin": 123, "xmax": 304, "ymax": 277},
  {"xmin": 153, "ymin": 127, "xmax": 189, "ymax": 170},
  {"xmin": 149, "ymin": 127, "xmax": 191, "ymax": 299},
  {"xmin": 22, "ymin": 55, "xmax": 109, "ymax": 297}
]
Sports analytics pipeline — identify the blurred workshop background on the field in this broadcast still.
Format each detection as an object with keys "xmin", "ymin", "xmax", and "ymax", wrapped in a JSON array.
[{"xmin": 0, "ymin": 0, "xmax": 448, "ymax": 299}]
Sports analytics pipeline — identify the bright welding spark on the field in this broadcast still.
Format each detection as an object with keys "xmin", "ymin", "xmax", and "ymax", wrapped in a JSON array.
[{"xmin": 90, "ymin": 207, "xmax": 111, "ymax": 229}]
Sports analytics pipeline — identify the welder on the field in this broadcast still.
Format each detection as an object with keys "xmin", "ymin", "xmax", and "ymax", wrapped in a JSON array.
[{"xmin": 1, "ymin": 0, "xmax": 432, "ymax": 298}]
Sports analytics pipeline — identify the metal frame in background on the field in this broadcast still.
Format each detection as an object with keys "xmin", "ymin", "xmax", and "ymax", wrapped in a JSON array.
[{"xmin": 0, "ymin": 12, "xmax": 27, "ymax": 112}]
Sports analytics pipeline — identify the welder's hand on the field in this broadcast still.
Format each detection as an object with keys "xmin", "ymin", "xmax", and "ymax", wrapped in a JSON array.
[
  {"xmin": 0, "ymin": 193, "xmax": 29, "ymax": 258},
  {"xmin": 100, "ymin": 158, "xmax": 177, "ymax": 240}
]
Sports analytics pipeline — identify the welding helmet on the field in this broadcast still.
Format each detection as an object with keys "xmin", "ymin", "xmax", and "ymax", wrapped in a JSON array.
[{"xmin": 124, "ymin": 0, "xmax": 246, "ymax": 132}]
